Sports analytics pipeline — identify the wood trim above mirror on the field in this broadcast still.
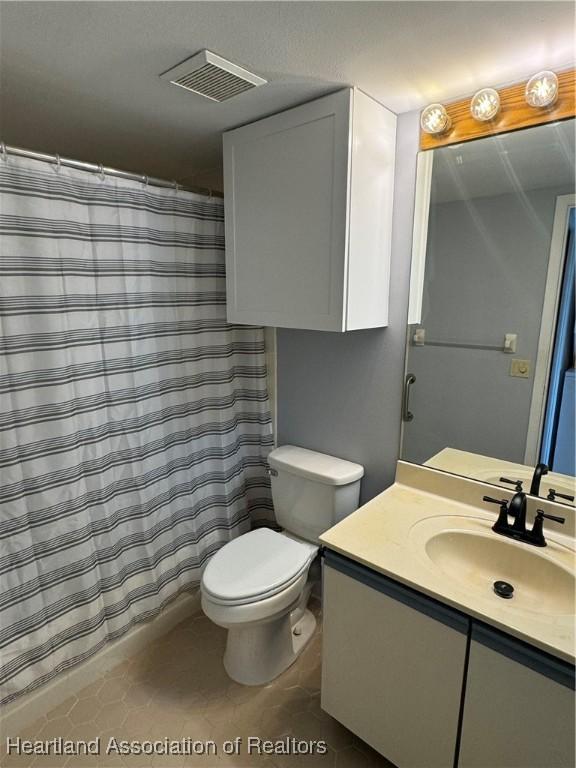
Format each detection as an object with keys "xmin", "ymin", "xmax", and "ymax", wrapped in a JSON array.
[{"xmin": 420, "ymin": 68, "xmax": 575, "ymax": 150}]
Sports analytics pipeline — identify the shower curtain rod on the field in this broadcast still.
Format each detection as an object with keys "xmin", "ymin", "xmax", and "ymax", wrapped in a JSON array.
[{"xmin": 0, "ymin": 143, "xmax": 224, "ymax": 199}]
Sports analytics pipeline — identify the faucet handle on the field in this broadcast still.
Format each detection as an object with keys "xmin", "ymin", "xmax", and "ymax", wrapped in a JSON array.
[
  {"xmin": 529, "ymin": 510, "xmax": 565, "ymax": 547},
  {"xmin": 535, "ymin": 510, "xmax": 566, "ymax": 525},
  {"xmin": 485, "ymin": 496, "xmax": 513, "ymax": 535},
  {"xmin": 483, "ymin": 495, "xmax": 509, "ymax": 509},
  {"xmin": 500, "ymin": 477, "xmax": 523, "ymax": 492},
  {"xmin": 547, "ymin": 488, "xmax": 575, "ymax": 502}
]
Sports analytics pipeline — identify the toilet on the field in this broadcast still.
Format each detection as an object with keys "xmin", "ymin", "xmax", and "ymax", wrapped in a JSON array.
[{"xmin": 201, "ymin": 445, "xmax": 364, "ymax": 685}]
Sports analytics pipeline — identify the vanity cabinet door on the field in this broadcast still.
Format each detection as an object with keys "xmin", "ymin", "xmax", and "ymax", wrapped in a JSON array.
[
  {"xmin": 322, "ymin": 553, "xmax": 469, "ymax": 768},
  {"xmin": 458, "ymin": 625, "xmax": 575, "ymax": 768}
]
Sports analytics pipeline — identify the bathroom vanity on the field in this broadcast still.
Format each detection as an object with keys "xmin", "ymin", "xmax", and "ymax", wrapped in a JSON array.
[
  {"xmin": 320, "ymin": 463, "xmax": 575, "ymax": 768},
  {"xmin": 366, "ymin": 104, "xmax": 576, "ymax": 766}
]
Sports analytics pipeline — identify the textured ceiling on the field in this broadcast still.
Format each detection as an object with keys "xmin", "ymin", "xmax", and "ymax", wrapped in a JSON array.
[{"xmin": 1, "ymin": 1, "xmax": 574, "ymax": 190}]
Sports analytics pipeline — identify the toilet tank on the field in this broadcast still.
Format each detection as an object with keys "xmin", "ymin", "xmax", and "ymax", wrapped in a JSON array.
[{"xmin": 268, "ymin": 445, "xmax": 364, "ymax": 543}]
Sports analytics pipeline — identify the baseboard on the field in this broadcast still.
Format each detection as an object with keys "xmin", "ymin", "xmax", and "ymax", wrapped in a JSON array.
[{"xmin": 0, "ymin": 589, "xmax": 201, "ymax": 737}]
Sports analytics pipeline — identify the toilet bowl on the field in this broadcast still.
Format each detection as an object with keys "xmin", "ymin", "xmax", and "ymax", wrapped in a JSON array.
[
  {"xmin": 201, "ymin": 445, "xmax": 364, "ymax": 685},
  {"xmin": 201, "ymin": 527, "xmax": 318, "ymax": 685}
]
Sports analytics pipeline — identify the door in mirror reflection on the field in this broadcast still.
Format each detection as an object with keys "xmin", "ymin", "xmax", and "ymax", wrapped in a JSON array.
[{"xmin": 402, "ymin": 119, "xmax": 576, "ymax": 504}]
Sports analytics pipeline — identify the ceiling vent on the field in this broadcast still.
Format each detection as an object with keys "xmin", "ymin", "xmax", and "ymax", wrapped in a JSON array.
[{"xmin": 160, "ymin": 50, "xmax": 267, "ymax": 102}]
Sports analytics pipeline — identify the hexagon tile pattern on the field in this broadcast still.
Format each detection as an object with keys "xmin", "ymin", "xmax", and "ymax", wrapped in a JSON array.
[{"xmin": 1, "ymin": 601, "xmax": 394, "ymax": 768}]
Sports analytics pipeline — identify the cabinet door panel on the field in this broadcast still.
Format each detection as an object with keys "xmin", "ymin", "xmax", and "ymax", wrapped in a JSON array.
[
  {"xmin": 224, "ymin": 90, "xmax": 350, "ymax": 331},
  {"xmin": 322, "ymin": 560, "xmax": 468, "ymax": 768},
  {"xmin": 346, "ymin": 90, "xmax": 396, "ymax": 329},
  {"xmin": 459, "ymin": 630, "xmax": 575, "ymax": 768}
]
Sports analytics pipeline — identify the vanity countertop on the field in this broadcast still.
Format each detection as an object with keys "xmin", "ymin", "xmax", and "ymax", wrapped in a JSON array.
[{"xmin": 320, "ymin": 469, "xmax": 575, "ymax": 664}]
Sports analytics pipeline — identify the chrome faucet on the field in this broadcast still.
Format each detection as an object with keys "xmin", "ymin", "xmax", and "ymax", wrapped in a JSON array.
[{"xmin": 529, "ymin": 463, "xmax": 549, "ymax": 497}]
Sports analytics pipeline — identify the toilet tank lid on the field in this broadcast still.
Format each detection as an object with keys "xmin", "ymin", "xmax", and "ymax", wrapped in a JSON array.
[{"xmin": 268, "ymin": 445, "xmax": 364, "ymax": 486}]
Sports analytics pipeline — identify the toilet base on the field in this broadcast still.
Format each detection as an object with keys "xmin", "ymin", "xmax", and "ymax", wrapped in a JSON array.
[{"xmin": 223, "ymin": 608, "xmax": 316, "ymax": 686}]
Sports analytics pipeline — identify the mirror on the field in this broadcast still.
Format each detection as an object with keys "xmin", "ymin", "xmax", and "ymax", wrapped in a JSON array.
[{"xmin": 402, "ymin": 119, "xmax": 576, "ymax": 506}]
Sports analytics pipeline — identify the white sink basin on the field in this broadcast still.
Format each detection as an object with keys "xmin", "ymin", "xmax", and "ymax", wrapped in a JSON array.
[{"xmin": 410, "ymin": 516, "xmax": 575, "ymax": 616}]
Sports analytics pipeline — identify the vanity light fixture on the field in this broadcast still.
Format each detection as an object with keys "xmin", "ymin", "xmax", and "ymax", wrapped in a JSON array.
[
  {"xmin": 420, "ymin": 103, "xmax": 452, "ymax": 135},
  {"xmin": 420, "ymin": 68, "xmax": 574, "ymax": 149},
  {"xmin": 525, "ymin": 70, "xmax": 559, "ymax": 108},
  {"xmin": 470, "ymin": 88, "xmax": 501, "ymax": 122}
]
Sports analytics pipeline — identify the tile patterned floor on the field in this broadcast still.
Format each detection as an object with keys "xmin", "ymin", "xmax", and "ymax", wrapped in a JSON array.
[{"xmin": 2, "ymin": 602, "xmax": 393, "ymax": 768}]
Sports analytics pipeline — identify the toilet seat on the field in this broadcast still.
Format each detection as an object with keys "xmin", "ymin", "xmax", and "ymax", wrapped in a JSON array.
[{"xmin": 201, "ymin": 528, "xmax": 317, "ymax": 606}]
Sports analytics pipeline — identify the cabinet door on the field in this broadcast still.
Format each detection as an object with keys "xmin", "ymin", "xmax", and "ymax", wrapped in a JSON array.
[
  {"xmin": 322, "ymin": 553, "xmax": 468, "ymax": 768},
  {"xmin": 223, "ymin": 90, "xmax": 351, "ymax": 331},
  {"xmin": 459, "ymin": 625, "xmax": 575, "ymax": 768},
  {"xmin": 346, "ymin": 89, "xmax": 396, "ymax": 330}
]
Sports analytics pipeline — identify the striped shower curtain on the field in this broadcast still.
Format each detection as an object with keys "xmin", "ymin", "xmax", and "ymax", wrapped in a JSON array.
[{"xmin": 0, "ymin": 156, "xmax": 273, "ymax": 705}]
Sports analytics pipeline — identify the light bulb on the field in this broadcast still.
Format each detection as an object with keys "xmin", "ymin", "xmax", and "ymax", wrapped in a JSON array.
[
  {"xmin": 470, "ymin": 88, "xmax": 501, "ymax": 122},
  {"xmin": 420, "ymin": 103, "xmax": 451, "ymax": 135},
  {"xmin": 525, "ymin": 70, "xmax": 559, "ymax": 108}
]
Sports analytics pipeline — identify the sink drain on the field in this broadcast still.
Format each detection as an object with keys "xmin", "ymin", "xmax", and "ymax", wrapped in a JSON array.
[{"xmin": 493, "ymin": 580, "xmax": 514, "ymax": 599}]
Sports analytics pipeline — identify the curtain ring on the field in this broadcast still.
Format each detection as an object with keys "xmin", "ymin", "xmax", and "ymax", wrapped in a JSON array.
[
  {"xmin": 172, "ymin": 180, "xmax": 179, "ymax": 192},
  {"xmin": 55, "ymin": 154, "xmax": 61, "ymax": 173},
  {"xmin": 0, "ymin": 142, "xmax": 7, "ymax": 162},
  {"xmin": 98, "ymin": 163, "xmax": 105, "ymax": 182},
  {"xmin": 143, "ymin": 175, "xmax": 149, "ymax": 187}
]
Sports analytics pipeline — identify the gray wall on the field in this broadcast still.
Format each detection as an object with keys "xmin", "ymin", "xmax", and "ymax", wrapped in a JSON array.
[
  {"xmin": 276, "ymin": 111, "xmax": 420, "ymax": 504},
  {"xmin": 403, "ymin": 184, "xmax": 574, "ymax": 465}
]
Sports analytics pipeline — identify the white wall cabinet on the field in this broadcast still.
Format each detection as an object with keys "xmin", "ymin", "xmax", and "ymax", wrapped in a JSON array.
[
  {"xmin": 223, "ymin": 88, "xmax": 396, "ymax": 331},
  {"xmin": 322, "ymin": 554, "xmax": 468, "ymax": 768},
  {"xmin": 458, "ymin": 626, "xmax": 575, "ymax": 768}
]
